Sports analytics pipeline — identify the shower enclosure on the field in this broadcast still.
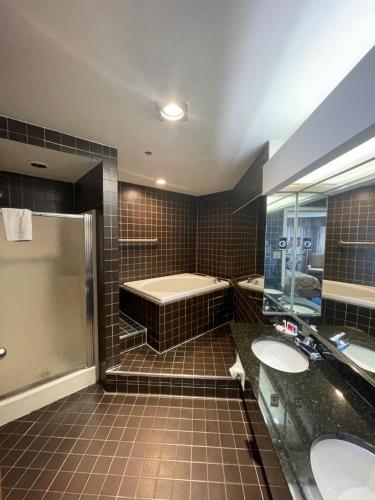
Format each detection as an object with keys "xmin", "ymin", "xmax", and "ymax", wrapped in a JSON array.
[{"xmin": 0, "ymin": 211, "xmax": 96, "ymax": 406}]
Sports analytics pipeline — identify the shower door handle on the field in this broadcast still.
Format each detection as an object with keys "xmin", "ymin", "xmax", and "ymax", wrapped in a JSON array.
[{"xmin": 0, "ymin": 347, "xmax": 7, "ymax": 360}]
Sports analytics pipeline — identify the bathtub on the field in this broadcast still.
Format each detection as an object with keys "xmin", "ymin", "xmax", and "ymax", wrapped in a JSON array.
[
  {"xmin": 322, "ymin": 280, "xmax": 375, "ymax": 309},
  {"xmin": 239, "ymin": 276, "xmax": 375, "ymax": 309},
  {"xmin": 122, "ymin": 273, "xmax": 230, "ymax": 304}
]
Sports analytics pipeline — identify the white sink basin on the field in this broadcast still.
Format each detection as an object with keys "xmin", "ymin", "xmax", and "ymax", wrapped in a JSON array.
[
  {"xmin": 343, "ymin": 344, "xmax": 375, "ymax": 373},
  {"xmin": 251, "ymin": 339, "xmax": 309, "ymax": 373},
  {"xmin": 311, "ymin": 437, "xmax": 375, "ymax": 500}
]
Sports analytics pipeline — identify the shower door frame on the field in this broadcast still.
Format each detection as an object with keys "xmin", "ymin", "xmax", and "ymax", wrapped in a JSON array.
[{"xmin": 0, "ymin": 209, "xmax": 97, "ymax": 400}]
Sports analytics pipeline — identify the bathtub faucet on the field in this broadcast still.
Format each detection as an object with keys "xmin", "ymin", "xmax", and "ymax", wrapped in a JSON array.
[{"xmin": 214, "ymin": 277, "xmax": 221, "ymax": 283}]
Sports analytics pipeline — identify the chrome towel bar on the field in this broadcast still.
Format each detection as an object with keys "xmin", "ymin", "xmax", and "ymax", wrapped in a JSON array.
[{"xmin": 338, "ymin": 240, "xmax": 375, "ymax": 247}]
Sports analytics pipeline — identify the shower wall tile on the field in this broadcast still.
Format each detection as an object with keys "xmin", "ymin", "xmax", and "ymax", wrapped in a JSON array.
[
  {"xmin": 325, "ymin": 186, "xmax": 375, "ymax": 286},
  {"xmin": 0, "ymin": 171, "xmax": 74, "ymax": 213}
]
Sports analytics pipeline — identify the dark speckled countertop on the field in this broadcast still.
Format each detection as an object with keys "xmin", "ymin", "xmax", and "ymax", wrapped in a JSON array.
[{"xmin": 230, "ymin": 322, "xmax": 375, "ymax": 500}]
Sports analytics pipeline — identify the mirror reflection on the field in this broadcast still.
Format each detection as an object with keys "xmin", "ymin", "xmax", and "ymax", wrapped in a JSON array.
[
  {"xmin": 262, "ymin": 136, "xmax": 375, "ymax": 378},
  {"xmin": 263, "ymin": 194, "xmax": 327, "ymax": 316}
]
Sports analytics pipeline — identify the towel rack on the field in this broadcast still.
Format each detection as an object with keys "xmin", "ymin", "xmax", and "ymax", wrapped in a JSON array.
[
  {"xmin": 338, "ymin": 240, "xmax": 375, "ymax": 247},
  {"xmin": 119, "ymin": 238, "xmax": 158, "ymax": 244}
]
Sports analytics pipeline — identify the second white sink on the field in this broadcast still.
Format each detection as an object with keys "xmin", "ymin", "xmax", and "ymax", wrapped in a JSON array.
[
  {"xmin": 251, "ymin": 339, "xmax": 309, "ymax": 373},
  {"xmin": 311, "ymin": 437, "xmax": 375, "ymax": 500},
  {"xmin": 343, "ymin": 344, "xmax": 375, "ymax": 373}
]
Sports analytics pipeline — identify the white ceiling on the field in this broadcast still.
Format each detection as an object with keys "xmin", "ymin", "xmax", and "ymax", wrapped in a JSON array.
[
  {"xmin": 0, "ymin": 0, "xmax": 374, "ymax": 195},
  {"xmin": 0, "ymin": 139, "xmax": 97, "ymax": 182}
]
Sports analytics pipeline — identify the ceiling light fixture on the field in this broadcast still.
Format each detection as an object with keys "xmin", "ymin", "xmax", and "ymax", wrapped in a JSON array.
[
  {"xmin": 156, "ymin": 178, "xmax": 166, "ymax": 185},
  {"xmin": 155, "ymin": 100, "xmax": 188, "ymax": 122},
  {"xmin": 161, "ymin": 103, "xmax": 184, "ymax": 121}
]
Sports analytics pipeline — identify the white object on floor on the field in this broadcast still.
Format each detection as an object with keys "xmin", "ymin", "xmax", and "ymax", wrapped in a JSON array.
[
  {"xmin": 252, "ymin": 339, "xmax": 309, "ymax": 373},
  {"xmin": 1, "ymin": 208, "xmax": 32, "ymax": 241},
  {"xmin": 310, "ymin": 437, "xmax": 375, "ymax": 500},
  {"xmin": 229, "ymin": 353, "xmax": 246, "ymax": 389}
]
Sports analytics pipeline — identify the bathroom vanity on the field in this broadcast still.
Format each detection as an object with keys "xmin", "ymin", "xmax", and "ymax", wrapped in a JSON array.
[{"xmin": 231, "ymin": 322, "xmax": 375, "ymax": 500}]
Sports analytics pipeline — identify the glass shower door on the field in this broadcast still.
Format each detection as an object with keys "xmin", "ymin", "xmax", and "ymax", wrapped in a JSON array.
[{"xmin": 0, "ymin": 213, "xmax": 93, "ymax": 398}]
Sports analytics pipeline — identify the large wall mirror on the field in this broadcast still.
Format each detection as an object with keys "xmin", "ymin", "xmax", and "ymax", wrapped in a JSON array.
[
  {"xmin": 264, "ymin": 193, "xmax": 327, "ymax": 316},
  {"xmin": 263, "ymin": 136, "xmax": 375, "ymax": 383}
]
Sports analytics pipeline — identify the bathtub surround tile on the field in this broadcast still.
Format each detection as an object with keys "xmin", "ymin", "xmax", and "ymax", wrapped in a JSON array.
[
  {"xmin": 322, "ymin": 298, "xmax": 375, "ymax": 338},
  {"xmin": 196, "ymin": 193, "xmax": 266, "ymax": 281},
  {"xmin": 120, "ymin": 287, "xmax": 233, "ymax": 352},
  {"xmin": 0, "ymin": 384, "xmax": 289, "ymax": 500},
  {"xmin": 119, "ymin": 182, "xmax": 197, "ymax": 283},
  {"xmin": 119, "ymin": 312, "xmax": 146, "ymax": 353},
  {"xmin": 325, "ymin": 186, "xmax": 375, "ymax": 287}
]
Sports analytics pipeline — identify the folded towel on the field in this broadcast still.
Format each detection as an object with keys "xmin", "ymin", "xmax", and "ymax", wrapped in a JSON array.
[{"xmin": 1, "ymin": 208, "xmax": 32, "ymax": 241}]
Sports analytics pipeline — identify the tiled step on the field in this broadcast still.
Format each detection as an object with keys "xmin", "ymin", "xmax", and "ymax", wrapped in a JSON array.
[
  {"xmin": 107, "ymin": 326, "xmax": 252, "ymax": 399},
  {"xmin": 119, "ymin": 312, "xmax": 146, "ymax": 353}
]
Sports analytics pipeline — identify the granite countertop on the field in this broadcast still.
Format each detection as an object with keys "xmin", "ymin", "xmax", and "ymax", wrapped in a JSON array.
[{"xmin": 230, "ymin": 322, "xmax": 375, "ymax": 500}]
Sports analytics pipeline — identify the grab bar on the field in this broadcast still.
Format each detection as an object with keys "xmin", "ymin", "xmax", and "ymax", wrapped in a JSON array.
[
  {"xmin": 119, "ymin": 238, "xmax": 158, "ymax": 244},
  {"xmin": 338, "ymin": 240, "xmax": 375, "ymax": 247}
]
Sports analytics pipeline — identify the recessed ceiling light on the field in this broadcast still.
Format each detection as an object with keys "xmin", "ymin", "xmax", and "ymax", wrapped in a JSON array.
[
  {"xmin": 156, "ymin": 178, "xmax": 166, "ymax": 185},
  {"xmin": 155, "ymin": 100, "xmax": 188, "ymax": 122},
  {"xmin": 161, "ymin": 103, "xmax": 184, "ymax": 121},
  {"xmin": 29, "ymin": 161, "xmax": 47, "ymax": 169}
]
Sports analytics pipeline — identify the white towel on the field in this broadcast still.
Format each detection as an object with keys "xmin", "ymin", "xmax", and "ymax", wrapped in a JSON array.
[{"xmin": 1, "ymin": 208, "xmax": 32, "ymax": 241}]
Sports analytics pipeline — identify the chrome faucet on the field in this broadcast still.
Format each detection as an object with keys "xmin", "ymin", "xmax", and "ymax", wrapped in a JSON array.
[
  {"xmin": 329, "ymin": 332, "xmax": 349, "ymax": 351},
  {"xmin": 294, "ymin": 335, "xmax": 322, "ymax": 360}
]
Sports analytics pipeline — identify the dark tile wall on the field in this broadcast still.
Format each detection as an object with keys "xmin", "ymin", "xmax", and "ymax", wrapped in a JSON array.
[
  {"xmin": 196, "ymin": 194, "xmax": 265, "ymax": 280},
  {"xmin": 0, "ymin": 171, "xmax": 74, "ymax": 213},
  {"xmin": 322, "ymin": 299, "xmax": 375, "ymax": 338},
  {"xmin": 120, "ymin": 288, "xmax": 233, "ymax": 352},
  {"xmin": 325, "ymin": 186, "xmax": 375, "ymax": 286},
  {"xmin": 119, "ymin": 182, "xmax": 197, "ymax": 283},
  {"xmin": 232, "ymin": 143, "xmax": 269, "ymax": 212},
  {"xmin": 0, "ymin": 116, "xmax": 117, "ymax": 161},
  {"xmin": 75, "ymin": 162, "xmax": 121, "ymax": 373},
  {"xmin": 105, "ymin": 372, "xmax": 244, "ymax": 398},
  {"xmin": 0, "ymin": 114, "xmax": 119, "ymax": 377}
]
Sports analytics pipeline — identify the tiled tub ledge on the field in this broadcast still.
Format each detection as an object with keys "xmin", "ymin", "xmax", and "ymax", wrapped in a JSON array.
[{"xmin": 230, "ymin": 322, "xmax": 375, "ymax": 500}]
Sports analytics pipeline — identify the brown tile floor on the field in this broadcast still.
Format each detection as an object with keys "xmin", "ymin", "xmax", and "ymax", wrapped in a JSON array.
[
  {"xmin": 117, "ymin": 328, "xmax": 236, "ymax": 377},
  {"xmin": 0, "ymin": 385, "xmax": 291, "ymax": 499}
]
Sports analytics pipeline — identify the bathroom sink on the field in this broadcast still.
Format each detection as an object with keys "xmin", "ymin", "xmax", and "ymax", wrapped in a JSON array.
[
  {"xmin": 251, "ymin": 339, "xmax": 309, "ymax": 373},
  {"xmin": 343, "ymin": 344, "xmax": 375, "ymax": 373},
  {"xmin": 310, "ymin": 437, "xmax": 375, "ymax": 500}
]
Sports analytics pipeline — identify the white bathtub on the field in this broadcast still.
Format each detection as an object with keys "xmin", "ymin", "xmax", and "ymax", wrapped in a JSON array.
[
  {"xmin": 122, "ymin": 273, "xmax": 230, "ymax": 304},
  {"xmin": 239, "ymin": 276, "xmax": 375, "ymax": 309},
  {"xmin": 322, "ymin": 280, "xmax": 375, "ymax": 309}
]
